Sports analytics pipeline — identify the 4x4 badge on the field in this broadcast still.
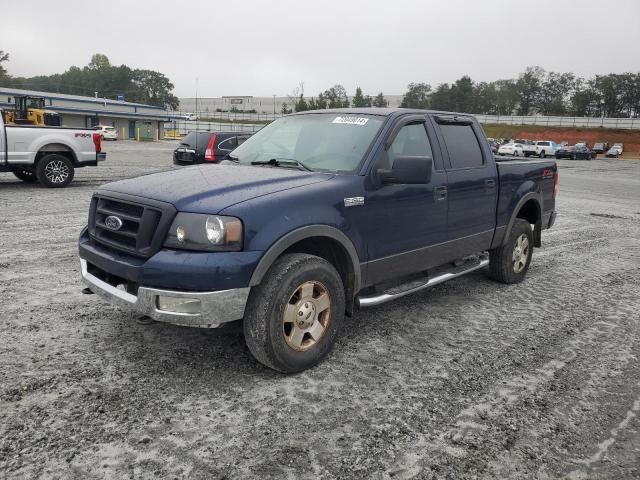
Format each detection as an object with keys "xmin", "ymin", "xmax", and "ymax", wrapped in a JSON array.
[{"xmin": 344, "ymin": 197, "xmax": 365, "ymax": 207}]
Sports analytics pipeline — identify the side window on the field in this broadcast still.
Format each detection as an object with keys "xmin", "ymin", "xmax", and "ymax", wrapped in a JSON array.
[
  {"xmin": 217, "ymin": 137, "xmax": 237, "ymax": 152},
  {"xmin": 439, "ymin": 124, "xmax": 484, "ymax": 169},
  {"xmin": 388, "ymin": 123, "xmax": 432, "ymax": 167}
]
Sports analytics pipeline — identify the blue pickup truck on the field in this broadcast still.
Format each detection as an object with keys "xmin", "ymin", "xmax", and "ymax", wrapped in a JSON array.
[{"xmin": 79, "ymin": 108, "xmax": 557, "ymax": 373}]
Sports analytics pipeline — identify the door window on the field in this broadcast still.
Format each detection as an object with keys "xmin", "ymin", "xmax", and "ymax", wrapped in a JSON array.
[
  {"xmin": 388, "ymin": 123, "xmax": 432, "ymax": 167},
  {"xmin": 440, "ymin": 124, "xmax": 484, "ymax": 169}
]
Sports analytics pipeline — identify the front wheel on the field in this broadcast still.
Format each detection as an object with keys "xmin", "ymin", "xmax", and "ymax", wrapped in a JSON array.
[
  {"xmin": 514, "ymin": 150, "xmax": 519, "ymax": 157},
  {"xmin": 488, "ymin": 218, "xmax": 533, "ymax": 284},
  {"xmin": 35, "ymin": 154, "xmax": 75, "ymax": 188},
  {"xmin": 539, "ymin": 150, "xmax": 546, "ymax": 158},
  {"xmin": 12, "ymin": 167, "xmax": 38, "ymax": 183},
  {"xmin": 243, "ymin": 254, "xmax": 345, "ymax": 373}
]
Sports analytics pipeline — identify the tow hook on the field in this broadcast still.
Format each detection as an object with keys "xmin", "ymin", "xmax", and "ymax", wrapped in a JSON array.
[{"xmin": 81, "ymin": 287, "xmax": 94, "ymax": 295}]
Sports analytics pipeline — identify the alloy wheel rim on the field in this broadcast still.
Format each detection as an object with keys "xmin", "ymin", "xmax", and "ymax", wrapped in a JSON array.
[
  {"xmin": 44, "ymin": 160, "xmax": 69, "ymax": 184},
  {"xmin": 512, "ymin": 234, "xmax": 530, "ymax": 273},
  {"xmin": 283, "ymin": 281, "xmax": 331, "ymax": 351}
]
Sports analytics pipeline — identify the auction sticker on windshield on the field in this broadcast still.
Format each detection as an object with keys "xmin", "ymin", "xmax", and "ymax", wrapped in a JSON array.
[{"xmin": 332, "ymin": 116, "xmax": 369, "ymax": 126}]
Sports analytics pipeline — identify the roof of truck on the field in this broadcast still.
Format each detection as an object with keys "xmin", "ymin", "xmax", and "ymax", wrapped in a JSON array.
[{"xmin": 290, "ymin": 107, "xmax": 472, "ymax": 117}]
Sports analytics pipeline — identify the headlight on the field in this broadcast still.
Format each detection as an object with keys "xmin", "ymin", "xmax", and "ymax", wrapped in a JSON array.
[{"xmin": 164, "ymin": 213, "xmax": 242, "ymax": 251}]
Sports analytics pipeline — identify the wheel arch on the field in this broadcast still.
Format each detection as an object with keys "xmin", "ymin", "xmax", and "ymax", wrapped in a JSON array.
[
  {"xmin": 249, "ymin": 226, "xmax": 361, "ymax": 315},
  {"xmin": 503, "ymin": 193, "xmax": 543, "ymax": 248},
  {"xmin": 35, "ymin": 144, "xmax": 78, "ymax": 166}
]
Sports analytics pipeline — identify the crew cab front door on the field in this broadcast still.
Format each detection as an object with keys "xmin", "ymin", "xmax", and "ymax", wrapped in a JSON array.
[{"xmin": 360, "ymin": 115, "xmax": 448, "ymax": 286}]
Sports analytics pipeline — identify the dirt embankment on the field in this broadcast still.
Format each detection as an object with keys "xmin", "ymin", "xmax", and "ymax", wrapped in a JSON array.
[{"xmin": 483, "ymin": 124, "xmax": 640, "ymax": 154}]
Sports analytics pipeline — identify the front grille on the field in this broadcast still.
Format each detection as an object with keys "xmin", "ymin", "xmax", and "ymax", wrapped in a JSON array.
[{"xmin": 88, "ymin": 193, "xmax": 175, "ymax": 258}]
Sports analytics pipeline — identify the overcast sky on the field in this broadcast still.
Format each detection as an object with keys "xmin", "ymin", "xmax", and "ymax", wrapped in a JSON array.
[{"xmin": 3, "ymin": 0, "xmax": 639, "ymax": 98}]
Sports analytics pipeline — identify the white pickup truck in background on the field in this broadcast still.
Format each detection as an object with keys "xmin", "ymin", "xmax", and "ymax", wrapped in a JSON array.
[
  {"xmin": 0, "ymin": 112, "xmax": 106, "ymax": 187},
  {"xmin": 523, "ymin": 140, "xmax": 558, "ymax": 158}
]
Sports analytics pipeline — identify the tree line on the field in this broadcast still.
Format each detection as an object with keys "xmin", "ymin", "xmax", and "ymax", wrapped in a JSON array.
[
  {"xmin": 288, "ymin": 67, "xmax": 640, "ymax": 118},
  {"xmin": 286, "ymin": 83, "xmax": 388, "ymax": 114},
  {"xmin": 401, "ymin": 67, "xmax": 640, "ymax": 118},
  {"xmin": 0, "ymin": 51, "xmax": 179, "ymax": 110}
]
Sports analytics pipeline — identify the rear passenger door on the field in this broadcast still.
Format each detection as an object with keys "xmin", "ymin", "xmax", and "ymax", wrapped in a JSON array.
[{"xmin": 432, "ymin": 116, "xmax": 497, "ymax": 256}]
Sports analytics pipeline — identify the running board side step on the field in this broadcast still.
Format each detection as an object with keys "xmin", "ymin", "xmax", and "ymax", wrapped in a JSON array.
[{"xmin": 356, "ymin": 257, "xmax": 490, "ymax": 308}]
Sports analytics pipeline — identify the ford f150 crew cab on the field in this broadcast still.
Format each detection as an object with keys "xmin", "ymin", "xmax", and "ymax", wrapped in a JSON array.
[
  {"xmin": 0, "ymin": 111, "xmax": 106, "ymax": 187},
  {"xmin": 79, "ymin": 108, "xmax": 558, "ymax": 373}
]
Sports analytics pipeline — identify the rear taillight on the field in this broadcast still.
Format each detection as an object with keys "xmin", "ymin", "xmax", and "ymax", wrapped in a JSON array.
[
  {"xmin": 553, "ymin": 172, "xmax": 558, "ymax": 199},
  {"xmin": 92, "ymin": 133, "xmax": 102, "ymax": 153},
  {"xmin": 204, "ymin": 133, "xmax": 217, "ymax": 161}
]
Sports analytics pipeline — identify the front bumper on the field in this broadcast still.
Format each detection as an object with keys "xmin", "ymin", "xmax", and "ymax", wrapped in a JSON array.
[{"xmin": 80, "ymin": 259, "xmax": 250, "ymax": 328}]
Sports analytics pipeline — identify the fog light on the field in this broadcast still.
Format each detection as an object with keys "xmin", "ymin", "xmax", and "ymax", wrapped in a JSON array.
[{"xmin": 156, "ymin": 296, "xmax": 201, "ymax": 314}]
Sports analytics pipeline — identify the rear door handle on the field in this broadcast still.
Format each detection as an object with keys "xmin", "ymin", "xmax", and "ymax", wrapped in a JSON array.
[{"xmin": 434, "ymin": 185, "xmax": 447, "ymax": 200}]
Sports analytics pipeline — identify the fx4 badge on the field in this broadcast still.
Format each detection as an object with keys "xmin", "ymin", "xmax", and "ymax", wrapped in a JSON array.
[{"xmin": 344, "ymin": 196, "xmax": 365, "ymax": 207}]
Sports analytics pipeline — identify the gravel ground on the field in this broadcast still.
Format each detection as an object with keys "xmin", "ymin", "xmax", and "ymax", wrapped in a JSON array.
[{"xmin": 1, "ymin": 141, "xmax": 639, "ymax": 479}]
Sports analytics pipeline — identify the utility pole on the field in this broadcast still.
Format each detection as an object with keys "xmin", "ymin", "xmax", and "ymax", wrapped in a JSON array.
[
  {"xmin": 195, "ymin": 77, "xmax": 199, "ymax": 120},
  {"xmin": 272, "ymin": 94, "xmax": 276, "ymax": 115}
]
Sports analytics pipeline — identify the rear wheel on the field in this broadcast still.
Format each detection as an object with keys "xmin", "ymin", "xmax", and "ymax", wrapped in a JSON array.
[
  {"xmin": 12, "ymin": 167, "xmax": 38, "ymax": 183},
  {"xmin": 35, "ymin": 154, "xmax": 75, "ymax": 188},
  {"xmin": 514, "ymin": 150, "xmax": 519, "ymax": 157},
  {"xmin": 488, "ymin": 219, "xmax": 533, "ymax": 284},
  {"xmin": 243, "ymin": 254, "xmax": 345, "ymax": 373}
]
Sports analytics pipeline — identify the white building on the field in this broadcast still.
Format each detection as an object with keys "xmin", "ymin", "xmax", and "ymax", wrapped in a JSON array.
[{"xmin": 0, "ymin": 87, "xmax": 181, "ymax": 140}]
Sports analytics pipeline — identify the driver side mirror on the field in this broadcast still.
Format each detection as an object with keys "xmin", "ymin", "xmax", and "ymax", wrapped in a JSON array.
[{"xmin": 378, "ymin": 156, "xmax": 433, "ymax": 185}]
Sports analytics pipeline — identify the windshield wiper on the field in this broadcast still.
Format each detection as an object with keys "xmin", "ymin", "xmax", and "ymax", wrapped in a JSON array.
[
  {"xmin": 225, "ymin": 153, "xmax": 239, "ymax": 162},
  {"xmin": 250, "ymin": 158, "xmax": 313, "ymax": 171}
]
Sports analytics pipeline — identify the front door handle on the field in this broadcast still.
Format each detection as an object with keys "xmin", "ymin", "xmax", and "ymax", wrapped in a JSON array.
[
  {"xmin": 434, "ymin": 185, "xmax": 447, "ymax": 200},
  {"xmin": 485, "ymin": 179, "xmax": 496, "ymax": 190}
]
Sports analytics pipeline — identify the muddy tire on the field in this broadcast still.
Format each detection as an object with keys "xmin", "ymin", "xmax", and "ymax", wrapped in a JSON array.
[
  {"xmin": 489, "ymin": 219, "xmax": 533, "ymax": 284},
  {"xmin": 243, "ymin": 253, "xmax": 345, "ymax": 373},
  {"xmin": 36, "ymin": 154, "xmax": 74, "ymax": 188},
  {"xmin": 12, "ymin": 168, "xmax": 38, "ymax": 183}
]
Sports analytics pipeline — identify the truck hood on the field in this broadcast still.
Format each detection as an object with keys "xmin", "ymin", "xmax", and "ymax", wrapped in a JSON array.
[{"xmin": 98, "ymin": 164, "xmax": 332, "ymax": 213}]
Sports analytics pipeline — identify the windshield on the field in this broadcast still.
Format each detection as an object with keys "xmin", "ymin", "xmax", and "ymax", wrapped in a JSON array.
[{"xmin": 230, "ymin": 113, "xmax": 385, "ymax": 173}]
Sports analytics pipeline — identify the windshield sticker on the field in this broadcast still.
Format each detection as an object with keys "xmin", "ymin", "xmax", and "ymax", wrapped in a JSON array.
[{"xmin": 332, "ymin": 116, "xmax": 369, "ymax": 126}]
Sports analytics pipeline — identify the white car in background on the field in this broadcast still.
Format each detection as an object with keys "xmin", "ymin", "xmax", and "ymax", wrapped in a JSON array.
[
  {"xmin": 497, "ymin": 143, "xmax": 525, "ymax": 156},
  {"xmin": 97, "ymin": 125, "xmax": 118, "ymax": 140}
]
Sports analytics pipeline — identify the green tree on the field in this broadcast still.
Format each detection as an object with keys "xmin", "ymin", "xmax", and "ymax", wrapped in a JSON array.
[
  {"xmin": 0, "ymin": 50, "xmax": 9, "ymax": 81},
  {"xmin": 130, "ymin": 69, "xmax": 179, "ymax": 110},
  {"xmin": 536, "ymin": 72, "xmax": 576, "ymax": 115},
  {"xmin": 430, "ymin": 83, "xmax": 453, "ymax": 111},
  {"xmin": 316, "ymin": 92, "xmax": 327, "ymax": 109},
  {"xmin": 295, "ymin": 93, "xmax": 308, "ymax": 112},
  {"xmin": 352, "ymin": 87, "xmax": 368, "ymax": 107},
  {"xmin": 400, "ymin": 82, "xmax": 431, "ymax": 108},
  {"xmin": 323, "ymin": 84, "xmax": 350, "ymax": 108},
  {"xmin": 281, "ymin": 102, "xmax": 291, "ymax": 114},
  {"xmin": 372, "ymin": 92, "xmax": 388, "ymax": 107},
  {"xmin": 88, "ymin": 53, "xmax": 111, "ymax": 70},
  {"xmin": 307, "ymin": 97, "xmax": 317, "ymax": 110},
  {"xmin": 450, "ymin": 75, "xmax": 476, "ymax": 112},
  {"xmin": 516, "ymin": 66, "xmax": 545, "ymax": 115}
]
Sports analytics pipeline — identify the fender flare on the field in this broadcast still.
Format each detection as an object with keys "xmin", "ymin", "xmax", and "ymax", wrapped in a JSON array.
[
  {"xmin": 249, "ymin": 225, "xmax": 362, "ymax": 294},
  {"xmin": 502, "ymin": 192, "xmax": 542, "ymax": 246}
]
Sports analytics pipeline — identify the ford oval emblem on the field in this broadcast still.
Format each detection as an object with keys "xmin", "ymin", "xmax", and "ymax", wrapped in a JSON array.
[{"xmin": 104, "ymin": 215, "xmax": 123, "ymax": 231}]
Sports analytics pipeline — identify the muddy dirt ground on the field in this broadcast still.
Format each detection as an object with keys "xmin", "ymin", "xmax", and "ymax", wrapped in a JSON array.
[{"xmin": 1, "ymin": 141, "xmax": 639, "ymax": 479}]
